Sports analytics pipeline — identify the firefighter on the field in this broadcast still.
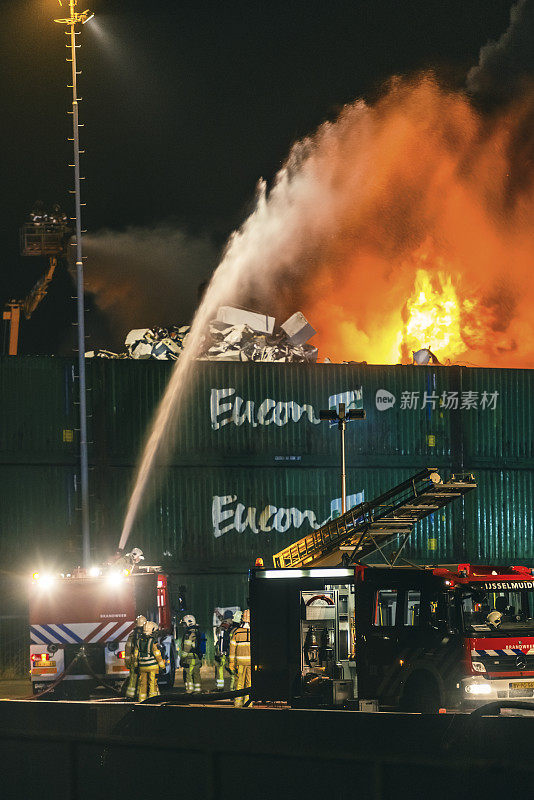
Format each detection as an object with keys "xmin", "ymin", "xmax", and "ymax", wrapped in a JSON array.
[
  {"xmin": 113, "ymin": 547, "xmax": 145, "ymax": 575},
  {"xmin": 494, "ymin": 595, "xmax": 514, "ymax": 622},
  {"xmin": 180, "ymin": 614, "xmax": 205, "ymax": 693},
  {"xmin": 124, "ymin": 614, "xmax": 147, "ymax": 699},
  {"xmin": 227, "ymin": 609, "xmax": 242, "ymax": 690},
  {"xmin": 50, "ymin": 202, "xmax": 68, "ymax": 226},
  {"xmin": 214, "ymin": 610, "xmax": 234, "ymax": 691},
  {"xmin": 228, "ymin": 608, "xmax": 251, "ymax": 708},
  {"xmin": 134, "ymin": 620, "xmax": 166, "ymax": 702},
  {"xmin": 29, "ymin": 200, "xmax": 45, "ymax": 226}
]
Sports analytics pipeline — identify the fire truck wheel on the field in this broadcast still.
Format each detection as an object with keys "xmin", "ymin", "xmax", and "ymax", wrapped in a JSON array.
[{"xmin": 400, "ymin": 672, "xmax": 440, "ymax": 714}]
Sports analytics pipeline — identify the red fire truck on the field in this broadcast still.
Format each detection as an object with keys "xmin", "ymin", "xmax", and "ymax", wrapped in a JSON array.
[
  {"xmin": 29, "ymin": 557, "xmax": 176, "ymax": 698},
  {"xmin": 249, "ymin": 469, "xmax": 534, "ymax": 711},
  {"xmin": 251, "ymin": 561, "xmax": 534, "ymax": 711}
]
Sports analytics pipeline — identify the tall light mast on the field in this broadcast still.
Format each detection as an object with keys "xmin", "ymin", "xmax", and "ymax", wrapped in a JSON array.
[
  {"xmin": 319, "ymin": 404, "xmax": 366, "ymax": 515},
  {"xmin": 54, "ymin": 1, "xmax": 94, "ymax": 567}
]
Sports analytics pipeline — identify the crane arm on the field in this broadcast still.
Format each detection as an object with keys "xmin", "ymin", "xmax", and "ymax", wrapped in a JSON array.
[{"xmin": 22, "ymin": 257, "xmax": 57, "ymax": 319}]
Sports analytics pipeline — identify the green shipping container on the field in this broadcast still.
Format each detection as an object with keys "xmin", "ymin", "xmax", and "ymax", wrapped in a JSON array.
[
  {"xmin": 0, "ymin": 358, "xmax": 533, "ymax": 574},
  {"xmin": 3, "ymin": 462, "xmax": 532, "ymax": 570},
  {"xmin": 87, "ymin": 360, "xmax": 510, "ymax": 468},
  {"xmin": 1, "ymin": 357, "xmax": 531, "ymax": 467},
  {"xmin": 0, "ymin": 357, "xmax": 77, "ymax": 464}
]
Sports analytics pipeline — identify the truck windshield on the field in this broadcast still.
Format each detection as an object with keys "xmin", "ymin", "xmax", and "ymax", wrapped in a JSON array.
[{"xmin": 461, "ymin": 588, "xmax": 534, "ymax": 633}]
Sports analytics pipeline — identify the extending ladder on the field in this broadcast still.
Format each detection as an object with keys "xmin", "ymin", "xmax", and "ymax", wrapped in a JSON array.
[{"xmin": 272, "ymin": 468, "xmax": 476, "ymax": 568}]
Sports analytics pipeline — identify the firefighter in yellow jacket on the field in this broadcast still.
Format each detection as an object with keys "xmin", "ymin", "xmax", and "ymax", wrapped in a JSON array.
[
  {"xmin": 133, "ymin": 620, "xmax": 166, "ymax": 702},
  {"xmin": 228, "ymin": 608, "xmax": 251, "ymax": 707},
  {"xmin": 124, "ymin": 614, "xmax": 147, "ymax": 699}
]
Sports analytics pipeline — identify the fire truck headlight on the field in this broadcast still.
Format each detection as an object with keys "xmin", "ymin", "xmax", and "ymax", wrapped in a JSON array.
[
  {"xmin": 471, "ymin": 661, "xmax": 486, "ymax": 673},
  {"xmin": 88, "ymin": 567, "xmax": 101, "ymax": 577},
  {"xmin": 39, "ymin": 574, "xmax": 55, "ymax": 589},
  {"xmin": 465, "ymin": 683, "xmax": 491, "ymax": 695},
  {"xmin": 107, "ymin": 571, "xmax": 123, "ymax": 586}
]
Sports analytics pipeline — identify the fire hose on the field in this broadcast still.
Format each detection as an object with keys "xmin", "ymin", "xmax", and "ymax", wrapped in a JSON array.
[
  {"xmin": 27, "ymin": 645, "xmax": 124, "ymax": 700},
  {"xmin": 142, "ymin": 687, "xmax": 252, "ymax": 705}
]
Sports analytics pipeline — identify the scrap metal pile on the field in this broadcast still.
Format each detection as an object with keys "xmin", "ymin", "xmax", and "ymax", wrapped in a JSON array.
[
  {"xmin": 201, "ymin": 308, "xmax": 317, "ymax": 363},
  {"xmin": 86, "ymin": 307, "xmax": 318, "ymax": 363},
  {"xmin": 85, "ymin": 326, "xmax": 190, "ymax": 361}
]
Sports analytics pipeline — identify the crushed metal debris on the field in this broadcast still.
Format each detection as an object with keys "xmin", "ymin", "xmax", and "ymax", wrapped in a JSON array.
[{"xmin": 85, "ymin": 309, "xmax": 317, "ymax": 363}]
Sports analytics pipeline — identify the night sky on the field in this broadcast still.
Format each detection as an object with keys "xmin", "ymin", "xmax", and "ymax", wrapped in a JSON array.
[{"xmin": 0, "ymin": 0, "xmax": 517, "ymax": 354}]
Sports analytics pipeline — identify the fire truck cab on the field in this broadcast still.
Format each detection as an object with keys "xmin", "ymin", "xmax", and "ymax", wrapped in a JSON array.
[
  {"xmin": 250, "ymin": 563, "xmax": 534, "ymax": 711},
  {"xmin": 29, "ymin": 563, "xmax": 176, "ymax": 698}
]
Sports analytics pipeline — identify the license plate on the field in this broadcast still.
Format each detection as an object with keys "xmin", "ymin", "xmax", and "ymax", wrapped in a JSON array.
[
  {"xmin": 34, "ymin": 660, "xmax": 56, "ymax": 667},
  {"xmin": 510, "ymin": 681, "xmax": 534, "ymax": 690}
]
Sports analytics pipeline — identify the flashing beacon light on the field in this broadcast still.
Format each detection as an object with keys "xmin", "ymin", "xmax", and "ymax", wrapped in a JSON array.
[
  {"xmin": 255, "ymin": 558, "xmax": 264, "ymax": 568},
  {"xmin": 32, "ymin": 572, "xmax": 40, "ymax": 581}
]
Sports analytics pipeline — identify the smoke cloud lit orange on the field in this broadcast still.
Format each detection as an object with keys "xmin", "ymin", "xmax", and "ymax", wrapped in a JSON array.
[{"xmin": 289, "ymin": 76, "xmax": 534, "ymax": 367}]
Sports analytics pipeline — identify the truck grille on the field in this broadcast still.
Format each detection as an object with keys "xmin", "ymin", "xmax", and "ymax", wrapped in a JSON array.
[{"xmin": 477, "ymin": 654, "xmax": 534, "ymax": 672}]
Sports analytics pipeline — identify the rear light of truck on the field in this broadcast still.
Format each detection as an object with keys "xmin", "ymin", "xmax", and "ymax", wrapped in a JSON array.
[
  {"xmin": 117, "ymin": 651, "xmax": 126, "ymax": 659},
  {"xmin": 31, "ymin": 653, "xmax": 50, "ymax": 662}
]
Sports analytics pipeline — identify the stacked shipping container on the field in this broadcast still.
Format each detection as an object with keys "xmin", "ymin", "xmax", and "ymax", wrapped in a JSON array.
[{"xmin": 1, "ymin": 357, "xmax": 533, "ymax": 634}]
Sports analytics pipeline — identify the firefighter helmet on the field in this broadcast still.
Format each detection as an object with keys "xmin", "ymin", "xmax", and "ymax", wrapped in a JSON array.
[
  {"xmin": 143, "ymin": 620, "xmax": 159, "ymax": 635},
  {"xmin": 127, "ymin": 547, "xmax": 144, "ymax": 564},
  {"xmin": 135, "ymin": 614, "xmax": 147, "ymax": 628},
  {"xmin": 182, "ymin": 614, "xmax": 196, "ymax": 627},
  {"xmin": 487, "ymin": 610, "xmax": 502, "ymax": 627},
  {"xmin": 233, "ymin": 610, "xmax": 242, "ymax": 624}
]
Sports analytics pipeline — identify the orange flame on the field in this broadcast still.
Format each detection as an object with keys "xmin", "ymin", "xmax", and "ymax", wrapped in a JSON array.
[{"xmin": 403, "ymin": 269, "xmax": 463, "ymax": 363}]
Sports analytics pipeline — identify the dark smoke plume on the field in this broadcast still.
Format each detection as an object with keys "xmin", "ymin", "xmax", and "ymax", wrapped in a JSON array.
[
  {"xmin": 467, "ymin": 0, "xmax": 534, "ymax": 101},
  {"xmin": 79, "ymin": 225, "xmax": 217, "ymax": 350}
]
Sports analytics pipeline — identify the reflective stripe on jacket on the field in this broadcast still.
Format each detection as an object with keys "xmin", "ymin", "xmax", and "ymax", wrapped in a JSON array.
[
  {"xmin": 181, "ymin": 625, "xmax": 204, "ymax": 663},
  {"xmin": 136, "ymin": 634, "xmax": 165, "ymax": 670},
  {"xmin": 229, "ymin": 626, "xmax": 251, "ymax": 669}
]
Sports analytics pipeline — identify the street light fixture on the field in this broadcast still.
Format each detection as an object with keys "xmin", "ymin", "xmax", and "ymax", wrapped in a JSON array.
[
  {"xmin": 319, "ymin": 403, "xmax": 366, "ymax": 515},
  {"xmin": 54, "ymin": 0, "xmax": 93, "ymax": 567}
]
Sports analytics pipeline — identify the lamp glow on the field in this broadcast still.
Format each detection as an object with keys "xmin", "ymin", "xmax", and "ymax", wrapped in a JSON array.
[
  {"xmin": 465, "ymin": 683, "xmax": 491, "ymax": 695},
  {"xmin": 107, "ymin": 571, "xmax": 123, "ymax": 585}
]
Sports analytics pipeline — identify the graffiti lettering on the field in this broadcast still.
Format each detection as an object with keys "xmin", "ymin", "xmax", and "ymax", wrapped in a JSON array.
[
  {"xmin": 212, "ymin": 495, "xmax": 320, "ymax": 538},
  {"xmin": 210, "ymin": 388, "xmax": 321, "ymax": 431}
]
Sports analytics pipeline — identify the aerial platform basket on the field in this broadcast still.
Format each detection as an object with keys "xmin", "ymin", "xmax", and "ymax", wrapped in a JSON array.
[
  {"xmin": 20, "ymin": 223, "xmax": 69, "ymax": 257},
  {"xmin": 272, "ymin": 468, "xmax": 477, "ymax": 569}
]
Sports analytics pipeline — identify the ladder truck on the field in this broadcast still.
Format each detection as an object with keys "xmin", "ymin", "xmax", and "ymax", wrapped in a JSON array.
[{"xmin": 249, "ymin": 469, "xmax": 534, "ymax": 711}]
